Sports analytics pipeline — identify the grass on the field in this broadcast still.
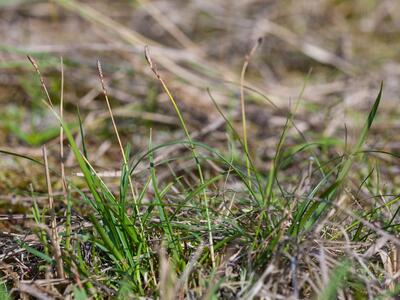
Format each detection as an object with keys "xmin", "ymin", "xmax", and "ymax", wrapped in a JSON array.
[
  {"xmin": 1, "ymin": 1, "xmax": 400, "ymax": 299},
  {"xmin": 1, "ymin": 54, "xmax": 397, "ymax": 299}
]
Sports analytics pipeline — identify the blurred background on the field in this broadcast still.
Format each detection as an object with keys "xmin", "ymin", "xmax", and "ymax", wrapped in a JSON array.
[{"xmin": 0, "ymin": 0, "xmax": 400, "ymax": 208}]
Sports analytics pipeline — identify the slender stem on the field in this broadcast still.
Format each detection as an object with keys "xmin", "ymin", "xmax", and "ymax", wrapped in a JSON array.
[{"xmin": 145, "ymin": 46, "xmax": 215, "ymax": 268}]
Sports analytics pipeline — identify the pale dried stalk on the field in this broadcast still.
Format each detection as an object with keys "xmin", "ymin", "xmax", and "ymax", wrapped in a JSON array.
[
  {"xmin": 59, "ymin": 57, "xmax": 67, "ymax": 195},
  {"xmin": 42, "ymin": 146, "xmax": 65, "ymax": 279},
  {"xmin": 28, "ymin": 55, "xmax": 65, "ymax": 279}
]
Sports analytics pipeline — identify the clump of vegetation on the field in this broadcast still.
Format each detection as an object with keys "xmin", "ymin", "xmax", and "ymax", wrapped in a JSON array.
[{"xmin": 1, "ymin": 1, "xmax": 400, "ymax": 299}]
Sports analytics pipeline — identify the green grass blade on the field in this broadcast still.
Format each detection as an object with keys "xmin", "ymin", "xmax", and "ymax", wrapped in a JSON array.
[
  {"xmin": 318, "ymin": 260, "xmax": 350, "ymax": 300},
  {"xmin": 0, "ymin": 281, "xmax": 10, "ymax": 300},
  {"xmin": 303, "ymin": 83, "xmax": 383, "ymax": 230}
]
